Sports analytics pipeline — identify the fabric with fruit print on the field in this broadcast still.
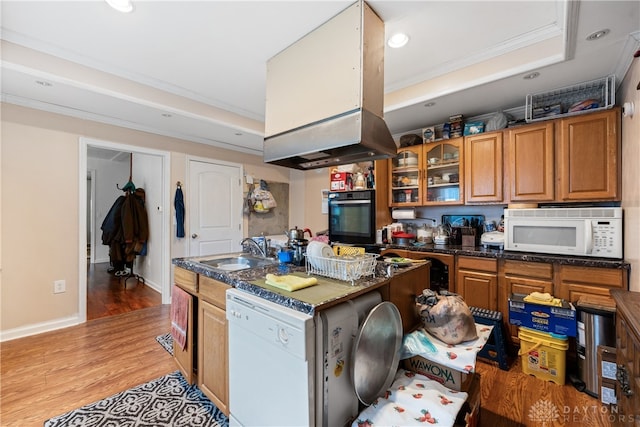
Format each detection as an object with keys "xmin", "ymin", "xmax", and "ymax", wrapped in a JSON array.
[
  {"xmin": 400, "ymin": 324, "xmax": 493, "ymax": 373},
  {"xmin": 351, "ymin": 369, "xmax": 467, "ymax": 427}
]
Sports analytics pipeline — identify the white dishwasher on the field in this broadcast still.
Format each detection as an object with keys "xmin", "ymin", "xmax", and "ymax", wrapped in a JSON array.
[{"xmin": 226, "ymin": 288, "xmax": 315, "ymax": 427}]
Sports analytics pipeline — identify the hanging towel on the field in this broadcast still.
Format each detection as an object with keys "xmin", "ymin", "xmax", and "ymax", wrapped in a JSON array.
[
  {"xmin": 171, "ymin": 285, "xmax": 190, "ymax": 351},
  {"xmin": 174, "ymin": 186, "xmax": 185, "ymax": 238}
]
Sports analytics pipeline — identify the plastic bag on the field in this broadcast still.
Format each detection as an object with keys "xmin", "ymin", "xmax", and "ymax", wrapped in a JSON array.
[
  {"xmin": 250, "ymin": 180, "xmax": 277, "ymax": 211},
  {"xmin": 416, "ymin": 289, "xmax": 477, "ymax": 345}
]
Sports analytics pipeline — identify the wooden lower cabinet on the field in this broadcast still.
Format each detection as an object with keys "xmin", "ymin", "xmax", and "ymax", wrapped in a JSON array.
[
  {"xmin": 198, "ymin": 276, "xmax": 230, "ymax": 416},
  {"xmin": 381, "ymin": 249, "xmax": 455, "ymax": 294},
  {"xmin": 173, "ymin": 290, "xmax": 196, "ymax": 384},
  {"xmin": 500, "ymin": 260, "xmax": 554, "ymax": 341},
  {"xmin": 173, "ymin": 267, "xmax": 198, "ymax": 384},
  {"xmin": 172, "ymin": 267, "xmax": 230, "ymax": 416},
  {"xmin": 198, "ymin": 299, "xmax": 229, "ymax": 415},
  {"xmin": 611, "ymin": 290, "xmax": 640, "ymax": 425},
  {"xmin": 556, "ymin": 265, "xmax": 626, "ymax": 304},
  {"xmin": 456, "ymin": 256, "xmax": 497, "ymax": 310}
]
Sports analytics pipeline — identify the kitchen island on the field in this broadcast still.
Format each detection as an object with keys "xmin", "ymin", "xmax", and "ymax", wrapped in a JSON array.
[
  {"xmin": 173, "ymin": 254, "xmax": 410, "ymax": 315},
  {"xmin": 171, "ymin": 253, "xmax": 431, "ymax": 419}
]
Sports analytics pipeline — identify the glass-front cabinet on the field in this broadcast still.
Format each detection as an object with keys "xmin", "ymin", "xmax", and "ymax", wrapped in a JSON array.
[
  {"xmin": 424, "ymin": 138, "xmax": 464, "ymax": 205},
  {"xmin": 389, "ymin": 146, "xmax": 422, "ymax": 206}
]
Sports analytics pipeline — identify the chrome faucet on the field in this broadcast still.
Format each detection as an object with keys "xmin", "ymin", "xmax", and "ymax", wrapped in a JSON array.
[{"xmin": 240, "ymin": 236, "xmax": 271, "ymax": 258}]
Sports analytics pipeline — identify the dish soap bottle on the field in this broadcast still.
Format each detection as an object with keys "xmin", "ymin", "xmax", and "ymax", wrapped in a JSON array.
[{"xmin": 354, "ymin": 172, "xmax": 366, "ymax": 190}]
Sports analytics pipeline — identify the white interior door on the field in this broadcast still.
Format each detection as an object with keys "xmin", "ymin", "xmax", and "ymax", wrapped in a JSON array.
[{"xmin": 188, "ymin": 159, "xmax": 243, "ymax": 256}]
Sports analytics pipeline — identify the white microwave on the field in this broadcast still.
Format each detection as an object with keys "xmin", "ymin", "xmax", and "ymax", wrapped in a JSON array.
[{"xmin": 504, "ymin": 207, "xmax": 623, "ymax": 259}]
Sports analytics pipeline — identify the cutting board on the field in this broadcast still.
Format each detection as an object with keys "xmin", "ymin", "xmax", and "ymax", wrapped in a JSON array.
[{"xmin": 250, "ymin": 272, "xmax": 367, "ymax": 306}]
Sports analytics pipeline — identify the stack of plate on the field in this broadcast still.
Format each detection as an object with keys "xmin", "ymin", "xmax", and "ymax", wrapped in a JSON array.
[{"xmin": 307, "ymin": 241, "xmax": 334, "ymax": 269}]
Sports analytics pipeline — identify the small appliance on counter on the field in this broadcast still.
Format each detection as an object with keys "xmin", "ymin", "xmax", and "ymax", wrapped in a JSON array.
[
  {"xmin": 481, "ymin": 231, "xmax": 505, "ymax": 250},
  {"xmin": 289, "ymin": 238, "xmax": 309, "ymax": 266},
  {"xmin": 433, "ymin": 225, "xmax": 449, "ymax": 245},
  {"xmin": 504, "ymin": 207, "xmax": 623, "ymax": 258},
  {"xmin": 441, "ymin": 214, "xmax": 485, "ymax": 246}
]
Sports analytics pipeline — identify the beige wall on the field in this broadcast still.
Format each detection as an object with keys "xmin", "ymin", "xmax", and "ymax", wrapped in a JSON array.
[
  {"xmin": 303, "ymin": 168, "xmax": 332, "ymax": 235},
  {"xmin": 620, "ymin": 58, "xmax": 640, "ymax": 292},
  {"xmin": 0, "ymin": 103, "xmax": 293, "ymax": 337},
  {"xmin": 2, "ymin": 121, "xmax": 80, "ymax": 330}
]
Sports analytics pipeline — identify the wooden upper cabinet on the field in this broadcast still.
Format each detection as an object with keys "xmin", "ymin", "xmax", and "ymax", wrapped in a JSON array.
[
  {"xmin": 506, "ymin": 122, "xmax": 555, "ymax": 202},
  {"xmin": 389, "ymin": 145, "xmax": 424, "ymax": 206},
  {"xmin": 424, "ymin": 138, "xmax": 464, "ymax": 205},
  {"xmin": 464, "ymin": 131, "xmax": 503, "ymax": 203},
  {"xmin": 373, "ymin": 160, "xmax": 392, "ymax": 228},
  {"xmin": 556, "ymin": 108, "xmax": 621, "ymax": 201}
]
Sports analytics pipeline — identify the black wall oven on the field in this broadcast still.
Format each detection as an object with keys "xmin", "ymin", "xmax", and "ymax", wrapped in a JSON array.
[{"xmin": 328, "ymin": 190, "xmax": 376, "ymax": 244}]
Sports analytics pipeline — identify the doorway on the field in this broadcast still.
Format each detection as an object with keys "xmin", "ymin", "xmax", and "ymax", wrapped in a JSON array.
[{"xmin": 79, "ymin": 138, "xmax": 171, "ymax": 323}]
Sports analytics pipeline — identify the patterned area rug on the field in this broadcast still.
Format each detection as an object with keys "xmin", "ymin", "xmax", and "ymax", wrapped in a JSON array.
[
  {"xmin": 44, "ymin": 371, "xmax": 229, "ymax": 427},
  {"xmin": 156, "ymin": 332, "xmax": 174, "ymax": 355}
]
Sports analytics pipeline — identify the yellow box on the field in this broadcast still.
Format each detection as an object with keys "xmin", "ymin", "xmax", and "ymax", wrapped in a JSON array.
[{"xmin": 518, "ymin": 327, "xmax": 568, "ymax": 385}]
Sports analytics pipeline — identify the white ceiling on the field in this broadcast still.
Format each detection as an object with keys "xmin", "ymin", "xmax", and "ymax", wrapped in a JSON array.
[{"xmin": 2, "ymin": 1, "xmax": 639, "ymax": 160}]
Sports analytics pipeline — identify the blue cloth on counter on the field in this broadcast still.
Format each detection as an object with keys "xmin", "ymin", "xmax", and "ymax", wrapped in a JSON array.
[{"xmin": 174, "ymin": 186, "xmax": 185, "ymax": 238}]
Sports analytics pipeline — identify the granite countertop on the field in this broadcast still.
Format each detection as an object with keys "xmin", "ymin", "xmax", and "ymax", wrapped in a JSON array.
[
  {"xmin": 379, "ymin": 243, "xmax": 630, "ymax": 269},
  {"xmin": 172, "ymin": 255, "xmax": 424, "ymax": 315}
]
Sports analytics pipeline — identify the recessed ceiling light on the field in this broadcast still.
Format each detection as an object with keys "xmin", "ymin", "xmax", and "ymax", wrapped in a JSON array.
[
  {"xmin": 35, "ymin": 80, "xmax": 53, "ymax": 87},
  {"xmin": 105, "ymin": 0, "xmax": 133, "ymax": 13},
  {"xmin": 387, "ymin": 33, "xmax": 409, "ymax": 48},
  {"xmin": 523, "ymin": 72, "xmax": 540, "ymax": 80},
  {"xmin": 424, "ymin": 102, "xmax": 436, "ymax": 107},
  {"xmin": 586, "ymin": 29, "xmax": 610, "ymax": 41}
]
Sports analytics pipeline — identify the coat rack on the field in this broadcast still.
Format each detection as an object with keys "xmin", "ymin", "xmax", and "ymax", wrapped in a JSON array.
[
  {"xmin": 117, "ymin": 153, "xmax": 136, "ymax": 192},
  {"xmin": 109, "ymin": 152, "xmax": 146, "ymax": 287}
]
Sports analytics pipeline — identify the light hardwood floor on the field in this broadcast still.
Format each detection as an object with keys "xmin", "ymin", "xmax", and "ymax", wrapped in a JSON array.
[
  {"xmin": 0, "ymin": 305, "xmax": 175, "ymax": 426},
  {"xmin": 1, "ymin": 303, "xmax": 618, "ymax": 427}
]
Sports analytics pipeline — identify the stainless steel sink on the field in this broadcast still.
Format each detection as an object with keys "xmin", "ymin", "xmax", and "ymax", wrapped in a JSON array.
[{"xmin": 199, "ymin": 254, "xmax": 278, "ymax": 271}]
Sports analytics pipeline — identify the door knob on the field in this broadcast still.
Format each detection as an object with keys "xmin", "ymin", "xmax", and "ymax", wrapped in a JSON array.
[{"xmin": 191, "ymin": 233, "xmax": 198, "ymax": 239}]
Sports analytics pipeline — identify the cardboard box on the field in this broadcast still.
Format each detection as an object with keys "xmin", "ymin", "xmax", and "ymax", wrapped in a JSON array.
[
  {"xmin": 403, "ymin": 356, "xmax": 480, "ymax": 426},
  {"xmin": 403, "ymin": 355, "xmax": 472, "ymax": 391},
  {"xmin": 454, "ymin": 373, "xmax": 480, "ymax": 427},
  {"xmin": 422, "ymin": 126, "xmax": 435, "ymax": 142},
  {"xmin": 330, "ymin": 172, "xmax": 351, "ymax": 191},
  {"xmin": 508, "ymin": 293, "xmax": 577, "ymax": 337}
]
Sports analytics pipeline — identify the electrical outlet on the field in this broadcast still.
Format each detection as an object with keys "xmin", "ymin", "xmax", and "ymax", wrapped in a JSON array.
[{"xmin": 53, "ymin": 279, "xmax": 66, "ymax": 294}]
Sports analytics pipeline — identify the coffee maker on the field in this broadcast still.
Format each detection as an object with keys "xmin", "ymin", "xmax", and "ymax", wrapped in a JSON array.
[{"xmin": 285, "ymin": 227, "xmax": 312, "ymax": 266}]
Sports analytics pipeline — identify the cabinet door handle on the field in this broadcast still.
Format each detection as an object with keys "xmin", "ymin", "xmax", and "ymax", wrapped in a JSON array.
[{"xmin": 617, "ymin": 364, "xmax": 634, "ymax": 397}]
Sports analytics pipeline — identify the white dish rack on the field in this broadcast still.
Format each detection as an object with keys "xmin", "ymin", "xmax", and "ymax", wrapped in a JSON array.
[{"xmin": 305, "ymin": 253, "xmax": 378, "ymax": 284}]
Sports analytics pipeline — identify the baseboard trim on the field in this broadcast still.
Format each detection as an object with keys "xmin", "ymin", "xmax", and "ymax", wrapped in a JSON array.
[
  {"xmin": 0, "ymin": 314, "xmax": 82, "ymax": 342},
  {"xmin": 143, "ymin": 279, "xmax": 161, "ymax": 294}
]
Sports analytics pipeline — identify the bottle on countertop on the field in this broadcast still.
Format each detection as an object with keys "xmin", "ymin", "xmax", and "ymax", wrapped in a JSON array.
[
  {"xmin": 345, "ymin": 173, "xmax": 353, "ymax": 191},
  {"xmin": 367, "ymin": 166, "xmax": 375, "ymax": 189},
  {"xmin": 354, "ymin": 172, "xmax": 366, "ymax": 190}
]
